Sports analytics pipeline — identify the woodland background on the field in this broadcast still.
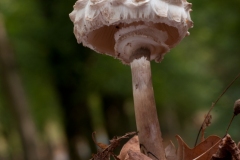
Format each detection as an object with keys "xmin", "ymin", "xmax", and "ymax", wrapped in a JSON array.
[{"xmin": 0, "ymin": 0, "xmax": 240, "ymax": 160}]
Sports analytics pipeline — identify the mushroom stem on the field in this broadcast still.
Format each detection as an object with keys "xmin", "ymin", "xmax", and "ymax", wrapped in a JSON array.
[{"xmin": 130, "ymin": 48, "xmax": 166, "ymax": 160}]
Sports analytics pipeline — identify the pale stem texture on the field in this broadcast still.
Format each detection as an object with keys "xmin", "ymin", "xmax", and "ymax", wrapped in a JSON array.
[{"xmin": 130, "ymin": 49, "xmax": 166, "ymax": 160}]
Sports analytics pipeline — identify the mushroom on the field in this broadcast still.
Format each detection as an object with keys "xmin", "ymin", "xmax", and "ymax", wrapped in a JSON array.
[{"xmin": 69, "ymin": 0, "xmax": 193, "ymax": 159}]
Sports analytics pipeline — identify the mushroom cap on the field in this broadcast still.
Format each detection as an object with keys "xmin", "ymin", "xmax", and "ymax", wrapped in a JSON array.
[{"xmin": 70, "ymin": 0, "xmax": 193, "ymax": 64}]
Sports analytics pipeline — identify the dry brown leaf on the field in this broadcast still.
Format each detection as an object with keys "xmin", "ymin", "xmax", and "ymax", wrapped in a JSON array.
[
  {"xmin": 118, "ymin": 135, "xmax": 154, "ymax": 160},
  {"xmin": 165, "ymin": 141, "xmax": 177, "ymax": 160},
  {"xmin": 126, "ymin": 150, "xmax": 152, "ymax": 160},
  {"xmin": 176, "ymin": 135, "xmax": 221, "ymax": 160},
  {"xmin": 118, "ymin": 136, "xmax": 140, "ymax": 160},
  {"xmin": 90, "ymin": 132, "xmax": 137, "ymax": 160},
  {"xmin": 118, "ymin": 134, "xmax": 221, "ymax": 160},
  {"xmin": 212, "ymin": 134, "xmax": 240, "ymax": 160},
  {"xmin": 92, "ymin": 132, "xmax": 109, "ymax": 150}
]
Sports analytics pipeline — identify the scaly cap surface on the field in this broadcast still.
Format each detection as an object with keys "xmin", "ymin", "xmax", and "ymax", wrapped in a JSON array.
[{"xmin": 70, "ymin": 0, "xmax": 193, "ymax": 64}]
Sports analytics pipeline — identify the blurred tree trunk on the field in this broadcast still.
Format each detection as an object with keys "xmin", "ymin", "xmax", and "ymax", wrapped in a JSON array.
[
  {"xmin": 102, "ymin": 95, "xmax": 131, "ymax": 137},
  {"xmin": 36, "ymin": 0, "xmax": 96, "ymax": 158},
  {"xmin": 48, "ymin": 50, "xmax": 95, "ymax": 160},
  {"xmin": 0, "ymin": 16, "xmax": 42, "ymax": 160}
]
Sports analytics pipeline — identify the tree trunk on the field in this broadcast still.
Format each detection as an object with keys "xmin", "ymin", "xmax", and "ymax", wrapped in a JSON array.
[
  {"xmin": 102, "ymin": 94, "xmax": 131, "ymax": 137},
  {"xmin": 48, "ymin": 49, "xmax": 96, "ymax": 160},
  {"xmin": 0, "ymin": 16, "xmax": 41, "ymax": 160}
]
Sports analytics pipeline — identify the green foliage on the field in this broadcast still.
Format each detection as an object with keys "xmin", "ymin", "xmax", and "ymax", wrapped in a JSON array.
[{"xmin": 0, "ymin": 0, "xmax": 240, "ymax": 158}]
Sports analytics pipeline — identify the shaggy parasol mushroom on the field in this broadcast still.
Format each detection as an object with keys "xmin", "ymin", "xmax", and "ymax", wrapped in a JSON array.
[{"xmin": 69, "ymin": 0, "xmax": 193, "ymax": 159}]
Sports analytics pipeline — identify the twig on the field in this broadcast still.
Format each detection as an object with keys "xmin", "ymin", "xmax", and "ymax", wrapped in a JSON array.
[
  {"xmin": 193, "ymin": 138, "xmax": 221, "ymax": 160},
  {"xmin": 194, "ymin": 73, "xmax": 240, "ymax": 146},
  {"xmin": 90, "ymin": 131, "xmax": 138, "ymax": 160},
  {"xmin": 194, "ymin": 99, "xmax": 240, "ymax": 160}
]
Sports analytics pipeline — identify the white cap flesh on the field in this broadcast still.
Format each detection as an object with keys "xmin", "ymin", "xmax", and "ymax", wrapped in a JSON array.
[{"xmin": 70, "ymin": 0, "xmax": 193, "ymax": 64}]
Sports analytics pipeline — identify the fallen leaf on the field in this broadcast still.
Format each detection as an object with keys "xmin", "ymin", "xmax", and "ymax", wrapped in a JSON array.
[
  {"xmin": 176, "ymin": 135, "xmax": 221, "ymax": 160},
  {"xmin": 118, "ymin": 136, "xmax": 140, "ymax": 160},
  {"xmin": 118, "ymin": 135, "xmax": 154, "ymax": 160},
  {"xmin": 90, "ymin": 132, "xmax": 137, "ymax": 160},
  {"xmin": 212, "ymin": 134, "xmax": 240, "ymax": 160},
  {"xmin": 118, "ymin": 134, "xmax": 221, "ymax": 160},
  {"xmin": 126, "ymin": 149, "xmax": 152, "ymax": 160},
  {"xmin": 92, "ymin": 132, "xmax": 109, "ymax": 150},
  {"xmin": 165, "ymin": 141, "xmax": 177, "ymax": 160}
]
